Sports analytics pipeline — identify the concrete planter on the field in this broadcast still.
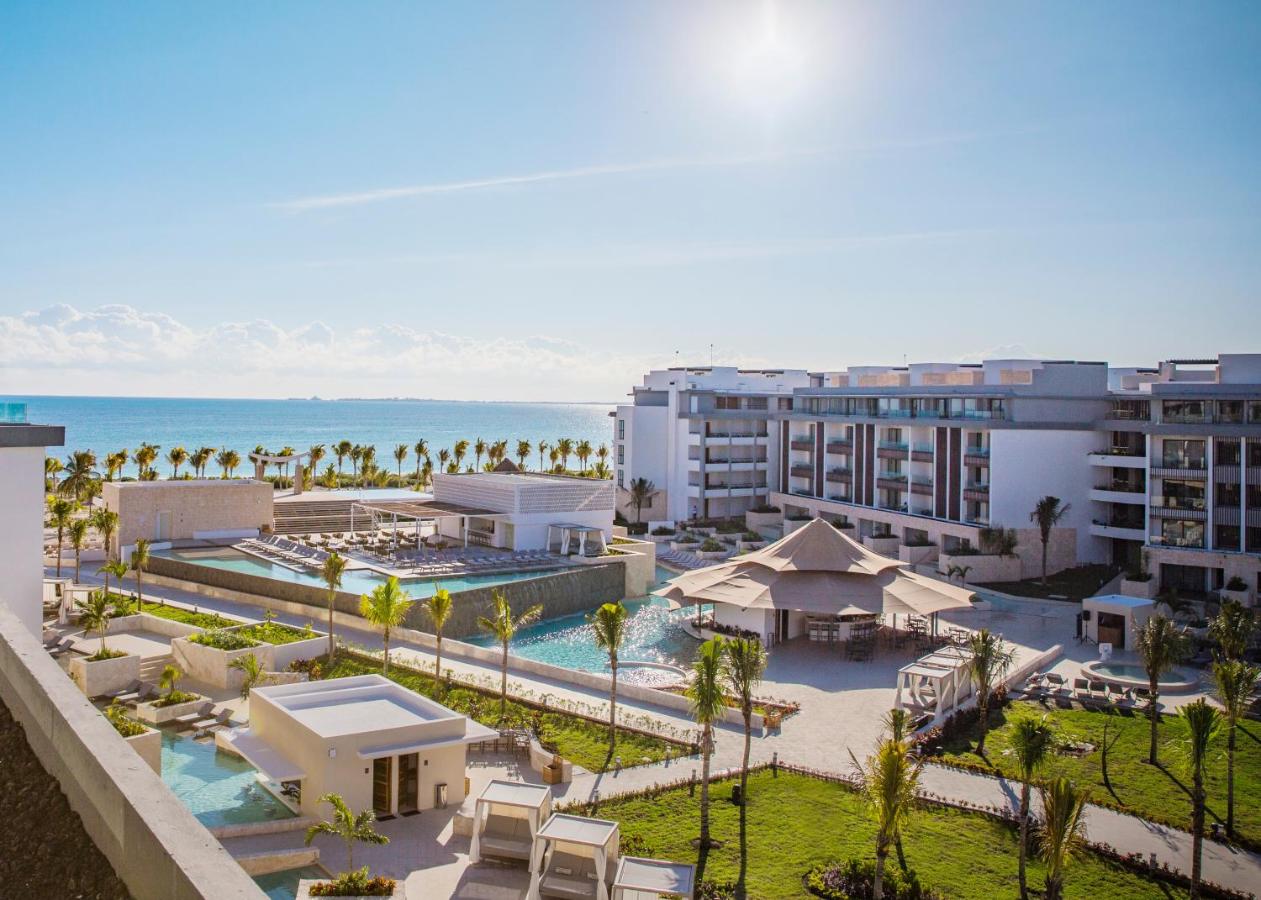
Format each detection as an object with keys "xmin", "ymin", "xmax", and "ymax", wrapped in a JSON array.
[
  {"xmin": 69, "ymin": 651, "xmax": 141, "ymax": 699},
  {"xmin": 126, "ymin": 727, "xmax": 162, "ymax": 774},
  {"xmin": 171, "ymin": 629, "xmax": 326, "ymax": 690},
  {"xmin": 670, "ymin": 540, "xmax": 701, "ymax": 552},
  {"xmin": 296, "ymin": 880, "xmax": 405, "ymax": 900},
  {"xmin": 644, "ymin": 532, "xmax": 677, "ymax": 544},
  {"xmin": 782, "ymin": 519, "xmax": 812, "ymax": 536},
  {"xmin": 737, "ymin": 540, "xmax": 767, "ymax": 552},
  {"xmin": 1119, "ymin": 577, "xmax": 1158, "ymax": 600},
  {"xmin": 135, "ymin": 693, "xmax": 210, "ymax": 725},
  {"xmin": 937, "ymin": 552, "xmax": 1021, "ymax": 584},
  {"xmin": 694, "ymin": 549, "xmax": 729, "ymax": 561},
  {"xmin": 1221, "ymin": 587, "xmax": 1252, "ymax": 608},
  {"xmin": 689, "ymin": 526, "xmax": 718, "ymax": 537},
  {"xmin": 745, "ymin": 509, "xmax": 783, "ymax": 530},
  {"xmin": 109, "ymin": 611, "xmax": 209, "ymax": 639},
  {"xmin": 862, "ymin": 535, "xmax": 901, "ymax": 556},
  {"xmin": 899, "ymin": 544, "xmax": 938, "ymax": 566}
]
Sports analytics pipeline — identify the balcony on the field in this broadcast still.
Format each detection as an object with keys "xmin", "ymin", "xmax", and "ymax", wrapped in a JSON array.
[
  {"xmin": 1215, "ymin": 506, "xmax": 1241, "ymax": 526},
  {"xmin": 0, "ymin": 402, "xmax": 26, "ymax": 424},
  {"xmin": 1151, "ymin": 463, "xmax": 1208, "ymax": 479},
  {"xmin": 825, "ymin": 440, "xmax": 852, "ymax": 455},
  {"xmin": 877, "ymin": 473, "xmax": 908, "ymax": 491},
  {"xmin": 825, "ymin": 468, "xmax": 853, "ymax": 483},
  {"xmin": 963, "ymin": 450, "xmax": 991, "ymax": 468},
  {"xmin": 1215, "ymin": 464, "xmax": 1241, "ymax": 484},
  {"xmin": 1088, "ymin": 452, "xmax": 1147, "ymax": 469},
  {"xmin": 790, "ymin": 438, "xmax": 814, "ymax": 451},
  {"xmin": 789, "ymin": 464, "xmax": 814, "ymax": 478},
  {"xmin": 909, "ymin": 476, "xmax": 933, "ymax": 496},
  {"xmin": 1089, "ymin": 487, "xmax": 1147, "ymax": 506},
  {"xmin": 963, "ymin": 483, "xmax": 990, "ymax": 502},
  {"xmin": 1149, "ymin": 534, "xmax": 1206, "ymax": 550},
  {"xmin": 876, "ymin": 441, "xmax": 908, "ymax": 460},
  {"xmin": 1090, "ymin": 521, "xmax": 1146, "ymax": 542},
  {"xmin": 911, "ymin": 443, "xmax": 934, "ymax": 463}
]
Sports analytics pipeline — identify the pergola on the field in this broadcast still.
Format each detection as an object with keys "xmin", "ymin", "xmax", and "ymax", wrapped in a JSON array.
[
  {"xmin": 469, "ymin": 779, "xmax": 552, "ymax": 864},
  {"xmin": 895, "ymin": 644, "xmax": 975, "ymax": 722},
  {"xmin": 349, "ymin": 499, "xmax": 506, "ymax": 551},
  {"xmin": 547, "ymin": 523, "xmax": 608, "ymax": 557},
  {"xmin": 248, "ymin": 450, "xmax": 310, "ymax": 494},
  {"xmin": 527, "ymin": 813, "xmax": 620, "ymax": 900},
  {"xmin": 613, "ymin": 856, "xmax": 696, "ymax": 900}
]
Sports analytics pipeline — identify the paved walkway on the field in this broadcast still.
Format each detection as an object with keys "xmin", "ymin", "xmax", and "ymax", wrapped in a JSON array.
[{"xmin": 60, "ymin": 568, "xmax": 1261, "ymax": 895}]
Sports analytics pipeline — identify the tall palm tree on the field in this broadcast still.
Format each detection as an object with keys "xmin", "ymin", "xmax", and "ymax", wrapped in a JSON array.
[
  {"xmin": 421, "ymin": 457, "xmax": 433, "ymax": 492},
  {"xmin": 589, "ymin": 601, "xmax": 629, "ymax": 750},
  {"xmin": 99, "ymin": 558, "xmax": 128, "ymax": 602},
  {"xmin": 308, "ymin": 444, "xmax": 326, "ymax": 487},
  {"xmin": 549, "ymin": 447, "xmax": 560, "ymax": 472},
  {"xmin": 277, "ymin": 446, "xmax": 296, "ymax": 486},
  {"xmin": 320, "ymin": 552, "xmax": 348, "ymax": 660},
  {"xmin": 360, "ymin": 446, "xmax": 377, "ymax": 487},
  {"xmin": 473, "ymin": 438, "xmax": 486, "ymax": 471},
  {"xmin": 158, "ymin": 663, "xmax": 183, "ymax": 698},
  {"xmin": 304, "ymin": 793, "xmax": 389, "ymax": 873},
  {"xmin": 453, "ymin": 439, "xmax": 469, "ymax": 472},
  {"xmin": 477, "ymin": 590, "xmax": 543, "ymax": 721},
  {"xmin": 1209, "ymin": 600, "xmax": 1255, "ymax": 662},
  {"xmin": 437, "ymin": 448, "xmax": 451, "ymax": 477},
  {"xmin": 76, "ymin": 591, "xmax": 115, "ymax": 656},
  {"xmin": 516, "ymin": 440, "xmax": 531, "ymax": 470},
  {"xmin": 392, "ymin": 444, "xmax": 408, "ymax": 486},
  {"xmin": 591, "ymin": 460, "xmax": 611, "ymax": 480},
  {"xmin": 556, "ymin": 438, "xmax": 574, "ymax": 472},
  {"xmin": 966, "ymin": 628, "xmax": 1014, "ymax": 755},
  {"xmin": 627, "ymin": 477, "xmax": 656, "ymax": 524},
  {"xmin": 1037, "ymin": 777, "xmax": 1089, "ymax": 900},
  {"xmin": 1011, "ymin": 715, "xmax": 1055, "ymax": 899},
  {"xmin": 1135, "ymin": 614, "xmax": 1190, "ymax": 764},
  {"xmin": 166, "ymin": 446, "xmax": 188, "ymax": 479},
  {"xmin": 192, "ymin": 446, "xmax": 215, "ymax": 478},
  {"xmin": 1029, "ymin": 495, "xmax": 1071, "ymax": 587},
  {"xmin": 359, "ymin": 577, "xmax": 412, "ymax": 675},
  {"xmin": 850, "ymin": 736, "xmax": 923, "ymax": 900},
  {"xmin": 595, "ymin": 443, "xmax": 609, "ymax": 472},
  {"xmin": 422, "ymin": 587, "xmax": 453, "ymax": 680},
  {"xmin": 688, "ymin": 636, "xmax": 728, "ymax": 848},
  {"xmin": 130, "ymin": 539, "xmax": 151, "ymax": 605},
  {"xmin": 216, "ymin": 447, "xmax": 237, "ymax": 478},
  {"xmin": 45, "ymin": 455, "xmax": 63, "ymax": 493},
  {"xmin": 335, "ymin": 440, "xmax": 353, "ymax": 479},
  {"xmin": 46, "ymin": 496, "xmax": 78, "ymax": 577},
  {"xmin": 575, "ymin": 439, "xmax": 593, "ymax": 474},
  {"xmin": 90, "ymin": 507, "xmax": 119, "ymax": 560},
  {"xmin": 1211, "ymin": 660, "xmax": 1258, "ymax": 840},
  {"xmin": 537, "ymin": 440, "xmax": 549, "ymax": 472},
  {"xmin": 349, "ymin": 444, "xmax": 364, "ymax": 486},
  {"xmin": 134, "ymin": 443, "xmax": 160, "ymax": 479},
  {"xmin": 105, "ymin": 450, "xmax": 128, "ymax": 481},
  {"xmin": 413, "ymin": 440, "xmax": 428, "ymax": 485},
  {"xmin": 1181, "ymin": 699, "xmax": 1221, "ymax": 899},
  {"xmin": 68, "ymin": 517, "xmax": 90, "ymax": 582},
  {"xmin": 723, "ymin": 636, "xmax": 767, "ymax": 808},
  {"xmin": 59, "ymin": 450, "xmax": 99, "ymax": 500}
]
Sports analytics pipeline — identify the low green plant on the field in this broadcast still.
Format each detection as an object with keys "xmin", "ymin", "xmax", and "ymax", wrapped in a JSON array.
[
  {"xmin": 699, "ymin": 538, "xmax": 725, "ymax": 552},
  {"xmin": 104, "ymin": 702, "xmax": 147, "ymax": 738},
  {"xmin": 188, "ymin": 628, "xmax": 260, "ymax": 651},
  {"xmin": 235, "ymin": 621, "xmax": 310, "ymax": 645},
  {"xmin": 651, "ymin": 526, "xmax": 675, "ymax": 536},
  {"xmin": 309, "ymin": 868, "xmax": 395, "ymax": 897},
  {"xmin": 87, "ymin": 647, "xmax": 128, "ymax": 661},
  {"xmin": 805, "ymin": 858, "xmax": 941, "ymax": 899}
]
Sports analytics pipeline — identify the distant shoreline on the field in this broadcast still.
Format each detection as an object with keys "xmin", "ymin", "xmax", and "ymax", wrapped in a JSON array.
[{"xmin": 1, "ymin": 393, "xmax": 617, "ymax": 406}]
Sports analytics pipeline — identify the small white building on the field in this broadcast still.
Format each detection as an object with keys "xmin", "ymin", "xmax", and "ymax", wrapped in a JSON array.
[
  {"xmin": 103, "ymin": 478, "xmax": 274, "ymax": 551},
  {"xmin": 1, "ymin": 405, "xmax": 64, "ymax": 635},
  {"xmin": 222, "ymin": 675, "xmax": 495, "ymax": 819},
  {"xmin": 1082, "ymin": 593, "xmax": 1156, "ymax": 650}
]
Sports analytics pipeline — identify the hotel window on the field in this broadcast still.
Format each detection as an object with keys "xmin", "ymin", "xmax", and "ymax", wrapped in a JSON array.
[
  {"xmin": 1216, "ymin": 440, "xmax": 1241, "ymax": 466},
  {"xmin": 1217, "ymin": 483, "xmax": 1241, "ymax": 507},
  {"xmin": 778, "ymin": 397, "xmax": 793, "ymax": 411},
  {"xmin": 617, "ymin": 471, "xmax": 623, "ymax": 488},
  {"xmin": 1248, "ymin": 441, "xmax": 1261, "ymax": 467},
  {"xmin": 1162, "ymin": 399, "xmax": 1210, "ymax": 424},
  {"xmin": 617, "ymin": 419, "xmax": 625, "ymax": 440},
  {"xmin": 616, "ymin": 445, "xmax": 624, "ymax": 464},
  {"xmin": 1217, "ymin": 400, "xmax": 1244, "ymax": 424},
  {"xmin": 1249, "ymin": 401, "xmax": 1261, "ymax": 424},
  {"xmin": 1215, "ymin": 525, "xmax": 1241, "ymax": 551},
  {"xmin": 715, "ymin": 396, "xmax": 740, "ymax": 410},
  {"xmin": 746, "ymin": 396, "xmax": 768, "ymax": 411},
  {"xmin": 1160, "ymin": 519, "xmax": 1204, "ymax": 549},
  {"xmin": 1247, "ymin": 485, "xmax": 1261, "ymax": 509},
  {"xmin": 1161, "ymin": 439, "xmax": 1205, "ymax": 469},
  {"xmin": 1248, "ymin": 527, "xmax": 1261, "ymax": 553},
  {"xmin": 1158, "ymin": 478, "xmax": 1206, "ymax": 511}
]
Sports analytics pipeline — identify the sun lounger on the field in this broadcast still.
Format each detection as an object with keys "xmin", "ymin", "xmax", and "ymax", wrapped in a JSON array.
[
  {"xmin": 120, "ymin": 683, "xmax": 158, "ymax": 707},
  {"xmin": 189, "ymin": 708, "xmax": 232, "ymax": 733},
  {"xmin": 102, "ymin": 679, "xmax": 142, "ymax": 701},
  {"xmin": 171, "ymin": 702, "xmax": 216, "ymax": 728},
  {"xmin": 48, "ymin": 638, "xmax": 76, "ymax": 658}
]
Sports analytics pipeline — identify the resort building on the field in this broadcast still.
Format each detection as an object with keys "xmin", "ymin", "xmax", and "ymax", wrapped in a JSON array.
[
  {"xmin": 103, "ymin": 479, "xmax": 274, "ymax": 552},
  {"xmin": 612, "ymin": 367, "xmax": 810, "ymax": 522},
  {"xmin": 1, "ymin": 401, "xmax": 64, "ymax": 634},
  {"xmin": 222, "ymin": 675, "xmax": 496, "ymax": 819}
]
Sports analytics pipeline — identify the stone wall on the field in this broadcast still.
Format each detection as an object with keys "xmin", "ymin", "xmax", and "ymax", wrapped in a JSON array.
[{"xmin": 105, "ymin": 479, "xmax": 273, "ymax": 549}]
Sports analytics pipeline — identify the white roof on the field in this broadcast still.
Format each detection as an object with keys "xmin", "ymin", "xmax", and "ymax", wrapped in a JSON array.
[
  {"xmin": 357, "ymin": 720, "xmax": 497, "ymax": 759},
  {"xmin": 477, "ymin": 779, "xmax": 553, "ymax": 810},
  {"xmin": 222, "ymin": 729, "xmax": 306, "ymax": 782},
  {"xmin": 1085, "ymin": 593, "xmax": 1155, "ymax": 610},
  {"xmin": 536, "ymin": 813, "xmax": 619, "ymax": 847},
  {"xmin": 252, "ymin": 675, "xmax": 463, "ymax": 739},
  {"xmin": 614, "ymin": 857, "xmax": 695, "ymax": 895}
]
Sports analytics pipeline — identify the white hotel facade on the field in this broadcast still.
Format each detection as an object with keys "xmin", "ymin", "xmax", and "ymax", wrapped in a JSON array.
[{"xmin": 615, "ymin": 355, "xmax": 1261, "ymax": 601}]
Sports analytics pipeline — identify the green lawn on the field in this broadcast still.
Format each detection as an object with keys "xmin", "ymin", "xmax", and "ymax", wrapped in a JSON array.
[
  {"xmin": 234, "ymin": 621, "xmax": 313, "ymax": 645},
  {"xmin": 939, "ymin": 700, "xmax": 1261, "ymax": 845},
  {"xmin": 320, "ymin": 655, "xmax": 685, "ymax": 773},
  {"xmin": 593, "ymin": 770, "xmax": 1177, "ymax": 898},
  {"xmin": 104, "ymin": 593, "xmax": 237, "ymax": 629},
  {"xmin": 976, "ymin": 564, "xmax": 1120, "ymax": 600}
]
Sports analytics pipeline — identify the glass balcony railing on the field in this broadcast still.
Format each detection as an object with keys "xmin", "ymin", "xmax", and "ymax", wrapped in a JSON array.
[
  {"xmin": 1152, "ymin": 496, "xmax": 1207, "ymax": 511},
  {"xmin": 877, "ymin": 472, "xmax": 908, "ymax": 481},
  {"xmin": 912, "ymin": 443, "xmax": 935, "ymax": 454},
  {"xmin": 878, "ymin": 441, "xmax": 908, "ymax": 451},
  {"xmin": 0, "ymin": 402, "xmax": 27, "ymax": 424},
  {"xmin": 1158, "ymin": 456, "xmax": 1207, "ymax": 470}
]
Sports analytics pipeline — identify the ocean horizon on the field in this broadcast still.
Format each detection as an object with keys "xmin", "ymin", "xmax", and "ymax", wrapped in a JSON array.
[{"xmin": 8, "ymin": 394, "xmax": 615, "ymax": 478}]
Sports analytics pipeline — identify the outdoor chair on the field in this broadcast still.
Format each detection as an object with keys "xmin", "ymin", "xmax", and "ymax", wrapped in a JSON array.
[
  {"xmin": 189, "ymin": 708, "xmax": 232, "ymax": 733},
  {"xmin": 47, "ymin": 638, "xmax": 75, "ymax": 658},
  {"xmin": 102, "ymin": 679, "xmax": 142, "ymax": 702},
  {"xmin": 121, "ymin": 683, "xmax": 158, "ymax": 707},
  {"xmin": 1106, "ymin": 683, "xmax": 1133, "ymax": 707},
  {"xmin": 172, "ymin": 702, "xmax": 216, "ymax": 729}
]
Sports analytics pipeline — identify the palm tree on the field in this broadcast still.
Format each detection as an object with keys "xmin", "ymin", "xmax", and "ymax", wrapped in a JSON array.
[
  {"xmin": 1209, "ymin": 600, "xmax": 1255, "ymax": 662},
  {"xmin": 575, "ymin": 439, "xmax": 593, "ymax": 474},
  {"xmin": 392, "ymin": 444, "xmax": 408, "ymax": 486},
  {"xmin": 537, "ymin": 440, "xmax": 549, "ymax": 472},
  {"xmin": 308, "ymin": 444, "xmax": 326, "ymax": 487},
  {"xmin": 99, "ymin": 558, "xmax": 128, "ymax": 603},
  {"xmin": 68, "ymin": 517, "xmax": 90, "ymax": 582},
  {"xmin": 59, "ymin": 450, "xmax": 99, "ymax": 500},
  {"xmin": 548, "ymin": 447, "xmax": 560, "ymax": 472},
  {"xmin": 304, "ymin": 793, "xmax": 389, "ymax": 873},
  {"xmin": 216, "ymin": 447, "xmax": 240, "ymax": 478},
  {"xmin": 1011, "ymin": 715, "xmax": 1055, "ymax": 899},
  {"xmin": 359, "ymin": 577, "xmax": 412, "ymax": 675},
  {"xmin": 320, "ymin": 552, "xmax": 348, "ymax": 660},
  {"xmin": 335, "ymin": 440, "xmax": 353, "ymax": 480},
  {"xmin": 516, "ymin": 440, "xmax": 531, "ymax": 470},
  {"xmin": 158, "ymin": 663, "xmax": 183, "ymax": 698},
  {"xmin": 1135, "ymin": 614, "xmax": 1190, "ymax": 764},
  {"xmin": 626, "ymin": 477, "xmax": 656, "ymax": 524},
  {"xmin": 1211, "ymin": 660, "xmax": 1258, "ymax": 840},
  {"xmin": 134, "ymin": 443, "xmax": 160, "ymax": 479},
  {"xmin": 473, "ymin": 438, "xmax": 486, "ymax": 471},
  {"xmin": 966, "ymin": 628, "xmax": 1014, "ymax": 755},
  {"xmin": 688, "ymin": 636, "xmax": 728, "ymax": 848},
  {"xmin": 229, "ymin": 653, "xmax": 266, "ymax": 699},
  {"xmin": 1181, "ymin": 699, "xmax": 1221, "ymax": 898},
  {"xmin": 453, "ymin": 439, "xmax": 469, "ymax": 472},
  {"xmin": 90, "ymin": 508, "xmax": 119, "ymax": 558},
  {"xmin": 167, "ymin": 446, "xmax": 188, "ymax": 479},
  {"xmin": 46, "ymin": 496, "xmax": 78, "ymax": 577},
  {"xmin": 360, "ymin": 445, "xmax": 377, "ymax": 487},
  {"xmin": 723, "ymin": 636, "xmax": 767, "ymax": 808},
  {"xmin": 105, "ymin": 450, "xmax": 128, "ymax": 481},
  {"xmin": 437, "ymin": 448, "xmax": 450, "ymax": 477},
  {"xmin": 349, "ymin": 444, "xmax": 363, "ymax": 486},
  {"xmin": 422, "ymin": 587, "xmax": 453, "ymax": 680},
  {"xmin": 850, "ymin": 736, "xmax": 923, "ymax": 900},
  {"xmin": 45, "ymin": 455, "xmax": 64, "ymax": 492},
  {"xmin": 589, "ymin": 601, "xmax": 629, "ymax": 750},
  {"xmin": 1029, "ymin": 495, "xmax": 1071, "ymax": 587},
  {"xmin": 413, "ymin": 440, "xmax": 428, "ymax": 485},
  {"xmin": 76, "ymin": 591, "xmax": 115, "ymax": 656},
  {"xmin": 477, "ymin": 590, "xmax": 543, "ymax": 721},
  {"xmin": 130, "ymin": 539, "xmax": 151, "ymax": 605},
  {"xmin": 556, "ymin": 438, "xmax": 574, "ymax": 472},
  {"xmin": 1038, "ymin": 777, "xmax": 1089, "ymax": 900},
  {"xmin": 192, "ymin": 446, "xmax": 215, "ymax": 478},
  {"xmin": 421, "ymin": 457, "xmax": 433, "ymax": 492}
]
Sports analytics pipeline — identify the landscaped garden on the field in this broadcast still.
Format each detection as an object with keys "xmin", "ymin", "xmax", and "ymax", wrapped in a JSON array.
[
  {"xmin": 104, "ymin": 592, "xmax": 239, "ymax": 629},
  {"xmin": 319, "ymin": 654, "xmax": 689, "ymax": 773},
  {"xmin": 938, "ymin": 699, "xmax": 1261, "ymax": 846},
  {"xmin": 584, "ymin": 769, "xmax": 1180, "ymax": 898},
  {"xmin": 975, "ymin": 564, "xmax": 1120, "ymax": 601}
]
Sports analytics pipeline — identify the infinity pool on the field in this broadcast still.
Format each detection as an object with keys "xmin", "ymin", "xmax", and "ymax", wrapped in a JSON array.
[
  {"xmin": 253, "ymin": 866, "xmax": 328, "ymax": 900},
  {"xmin": 161, "ymin": 730, "xmax": 295, "ymax": 829},
  {"xmin": 153, "ymin": 546, "xmax": 553, "ymax": 599}
]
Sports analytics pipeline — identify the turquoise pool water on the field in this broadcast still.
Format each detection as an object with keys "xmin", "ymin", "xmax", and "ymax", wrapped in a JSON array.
[
  {"xmin": 253, "ymin": 866, "xmax": 328, "ymax": 900},
  {"xmin": 466, "ymin": 565, "xmax": 700, "ymax": 670},
  {"xmin": 161, "ymin": 730, "xmax": 295, "ymax": 828},
  {"xmin": 153, "ymin": 546, "xmax": 553, "ymax": 599}
]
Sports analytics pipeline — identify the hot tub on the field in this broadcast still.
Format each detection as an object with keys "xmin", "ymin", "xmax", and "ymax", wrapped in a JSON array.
[{"xmin": 1080, "ymin": 660, "xmax": 1200, "ymax": 692}]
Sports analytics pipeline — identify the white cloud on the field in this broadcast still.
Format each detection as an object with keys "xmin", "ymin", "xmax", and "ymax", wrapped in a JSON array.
[{"xmin": 0, "ymin": 304, "xmax": 670, "ymax": 402}]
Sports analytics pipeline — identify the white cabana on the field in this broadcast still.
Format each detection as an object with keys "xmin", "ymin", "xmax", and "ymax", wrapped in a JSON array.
[
  {"xmin": 469, "ymin": 779, "xmax": 553, "ymax": 864},
  {"xmin": 1082, "ymin": 594, "xmax": 1155, "ymax": 650},
  {"xmin": 527, "ymin": 813, "xmax": 620, "ymax": 900},
  {"xmin": 613, "ymin": 856, "xmax": 696, "ymax": 900},
  {"xmin": 895, "ymin": 644, "xmax": 974, "ymax": 722},
  {"xmin": 547, "ymin": 523, "xmax": 608, "ymax": 557}
]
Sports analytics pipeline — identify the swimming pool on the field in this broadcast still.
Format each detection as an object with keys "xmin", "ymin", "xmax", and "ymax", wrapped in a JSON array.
[
  {"xmin": 1081, "ymin": 660, "xmax": 1200, "ymax": 691},
  {"xmin": 153, "ymin": 546, "xmax": 552, "ymax": 599},
  {"xmin": 161, "ymin": 730, "xmax": 295, "ymax": 828},
  {"xmin": 253, "ymin": 866, "xmax": 328, "ymax": 900}
]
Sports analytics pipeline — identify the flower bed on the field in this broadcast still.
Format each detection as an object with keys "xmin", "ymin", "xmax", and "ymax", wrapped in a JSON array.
[{"xmin": 70, "ymin": 651, "xmax": 141, "ymax": 699}]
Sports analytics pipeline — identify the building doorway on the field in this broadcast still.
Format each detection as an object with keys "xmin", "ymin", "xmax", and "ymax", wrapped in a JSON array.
[
  {"xmin": 372, "ymin": 757, "xmax": 392, "ymax": 818},
  {"xmin": 397, "ymin": 753, "xmax": 419, "ymax": 815},
  {"xmin": 1096, "ymin": 612, "xmax": 1126, "ymax": 649}
]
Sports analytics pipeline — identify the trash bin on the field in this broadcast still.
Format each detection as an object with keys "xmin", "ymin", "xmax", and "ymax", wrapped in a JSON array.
[{"xmin": 435, "ymin": 783, "xmax": 448, "ymax": 809}]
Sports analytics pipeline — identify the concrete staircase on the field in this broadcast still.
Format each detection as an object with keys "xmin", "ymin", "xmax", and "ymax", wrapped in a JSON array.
[
  {"xmin": 272, "ymin": 499, "xmax": 356, "ymax": 534},
  {"xmin": 139, "ymin": 652, "xmax": 175, "ymax": 682}
]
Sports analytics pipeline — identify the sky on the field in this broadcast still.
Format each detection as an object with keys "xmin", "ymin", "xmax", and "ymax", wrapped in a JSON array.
[{"xmin": 1, "ymin": 1, "xmax": 1259, "ymax": 401}]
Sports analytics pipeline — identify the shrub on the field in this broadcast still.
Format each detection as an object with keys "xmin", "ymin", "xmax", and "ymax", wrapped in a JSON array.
[
  {"xmin": 651, "ymin": 526, "xmax": 676, "ymax": 536},
  {"xmin": 748, "ymin": 504, "xmax": 780, "ymax": 514},
  {"xmin": 676, "ymin": 534, "xmax": 699, "ymax": 544},
  {"xmin": 235, "ymin": 621, "xmax": 310, "ymax": 645},
  {"xmin": 87, "ymin": 648, "xmax": 129, "ymax": 662},
  {"xmin": 805, "ymin": 859, "xmax": 942, "ymax": 900},
  {"xmin": 699, "ymin": 539, "xmax": 725, "ymax": 552},
  {"xmin": 742, "ymin": 531, "xmax": 763, "ymax": 542},
  {"xmin": 309, "ymin": 867, "xmax": 395, "ymax": 897},
  {"xmin": 626, "ymin": 522, "xmax": 648, "ymax": 535},
  {"xmin": 104, "ymin": 704, "xmax": 147, "ymax": 738},
  {"xmin": 830, "ymin": 518, "xmax": 855, "ymax": 529},
  {"xmin": 1225, "ymin": 576, "xmax": 1248, "ymax": 591},
  {"xmin": 696, "ymin": 881, "xmax": 739, "ymax": 900},
  {"xmin": 188, "ymin": 629, "xmax": 260, "ymax": 651},
  {"xmin": 289, "ymin": 658, "xmax": 324, "ymax": 680},
  {"xmin": 715, "ymin": 520, "xmax": 746, "ymax": 534},
  {"xmin": 152, "ymin": 690, "xmax": 199, "ymax": 708}
]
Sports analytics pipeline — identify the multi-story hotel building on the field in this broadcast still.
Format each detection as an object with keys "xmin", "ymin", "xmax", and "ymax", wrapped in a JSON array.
[{"xmin": 616, "ymin": 355, "xmax": 1261, "ymax": 600}]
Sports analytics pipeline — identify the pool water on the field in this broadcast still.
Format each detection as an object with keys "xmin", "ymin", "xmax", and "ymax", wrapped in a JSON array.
[
  {"xmin": 161, "ymin": 730, "xmax": 295, "ymax": 828},
  {"xmin": 1091, "ymin": 663, "xmax": 1188, "ymax": 685},
  {"xmin": 466, "ymin": 565, "xmax": 700, "ymax": 670},
  {"xmin": 253, "ymin": 866, "xmax": 328, "ymax": 900},
  {"xmin": 154, "ymin": 546, "xmax": 552, "ymax": 599}
]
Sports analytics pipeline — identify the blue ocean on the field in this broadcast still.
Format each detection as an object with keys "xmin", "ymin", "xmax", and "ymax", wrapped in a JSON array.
[{"xmin": 8, "ymin": 395, "xmax": 615, "ymax": 478}]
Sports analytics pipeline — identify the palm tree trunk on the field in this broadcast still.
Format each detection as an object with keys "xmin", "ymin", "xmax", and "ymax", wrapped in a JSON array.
[
  {"xmin": 1191, "ymin": 775, "xmax": 1205, "ymax": 899},
  {"xmin": 1227, "ymin": 725, "xmax": 1236, "ymax": 837},
  {"xmin": 740, "ymin": 711, "xmax": 751, "ymax": 805},
  {"xmin": 56, "ymin": 528, "xmax": 64, "ymax": 577},
  {"xmin": 874, "ymin": 843, "xmax": 887, "ymax": 900},
  {"xmin": 136, "ymin": 570, "xmax": 143, "ymax": 606},
  {"xmin": 75, "ymin": 550, "xmax": 81, "ymax": 583},
  {"xmin": 1018, "ymin": 784, "xmax": 1030, "ymax": 900},
  {"xmin": 609, "ymin": 659, "xmax": 618, "ymax": 751},
  {"xmin": 699, "ymin": 726, "xmax": 713, "ymax": 846},
  {"xmin": 327, "ymin": 591, "xmax": 336, "ymax": 660},
  {"xmin": 500, "ymin": 642, "xmax": 509, "ymax": 721},
  {"xmin": 976, "ymin": 698, "xmax": 989, "ymax": 755},
  {"xmin": 1148, "ymin": 679, "xmax": 1160, "ymax": 764},
  {"xmin": 383, "ymin": 630, "xmax": 390, "ymax": 675},
  {"xmin": 1041, "ymin": 539, "xmax": 1049, "ymax": 587},
  {"xmin": 435, "ymin": 634, "xmax": 443, "ymax": 681}
]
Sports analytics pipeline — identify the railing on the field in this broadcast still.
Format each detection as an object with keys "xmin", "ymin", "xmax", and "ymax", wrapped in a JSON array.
[
  {"xmin": 1149, "ymin": 534, "xmax": 1205, "ymax": 549},
  {"xmin": 1151, "ymin": 496, "xmax": 1207, "ymax": 511},
  {"xmin": 912, "ymin": 443, "xmax": 935, "ymax": 454},
  {"xmin": 789, "ymin": 465, "xmax": 813, "ymax": 478},
  {"xmin": 825, "ymin": 441, "xmax": 852, "ymax": 454},
  {"xmin": 877, "ymin": 472, "xmax": 907, "ymax": 482},
  {"xmin": 1158, "ymin": 456, "xmax": 1207, "ymax": 470},
  {"xmin": 964, "ymin": 482, "xmax": 989, "ymax": 492},
  {"xmin": 1095, "ymin": 481, "xmax": 1144, "ymax": 493},
  {"xmin": 0, "ymin": 402, "xmax": 27, "ymax": 424},
  {"xmin": 878, "ymin": 441, "xmax": 909, "ymax": 451}
]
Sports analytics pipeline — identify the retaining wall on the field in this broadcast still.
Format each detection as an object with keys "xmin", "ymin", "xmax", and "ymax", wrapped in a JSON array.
[{"xmin": 0, "ymin": 604, "xmax": 264, "ymax": 899}]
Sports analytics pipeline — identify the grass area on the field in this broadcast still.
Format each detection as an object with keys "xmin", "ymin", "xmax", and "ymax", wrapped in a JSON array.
[
  {"xmin": 976, "ymin": 564, "xmax": 1121, "ymax": 601},
  {"xmin": 321, "ymin": 655, "xmax": 684, "ymax": 773},
  {"xmin": 234, "ymin": 621, "xmax": 313, "ymax": 645},
  {"xmin": 188, "ymin": 629, "xmax": 260, "ymax": 650},
  {"xmin": 939, "ymin": 700, "xmax": 1261, "ymax": 845},
  {"xmin": 594, "ymin": 770, "xmax": 1177, "ymax": 898},
  {"xmin": 103, "ymin": 593, "xmax": 238, "ymax": 629}
]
